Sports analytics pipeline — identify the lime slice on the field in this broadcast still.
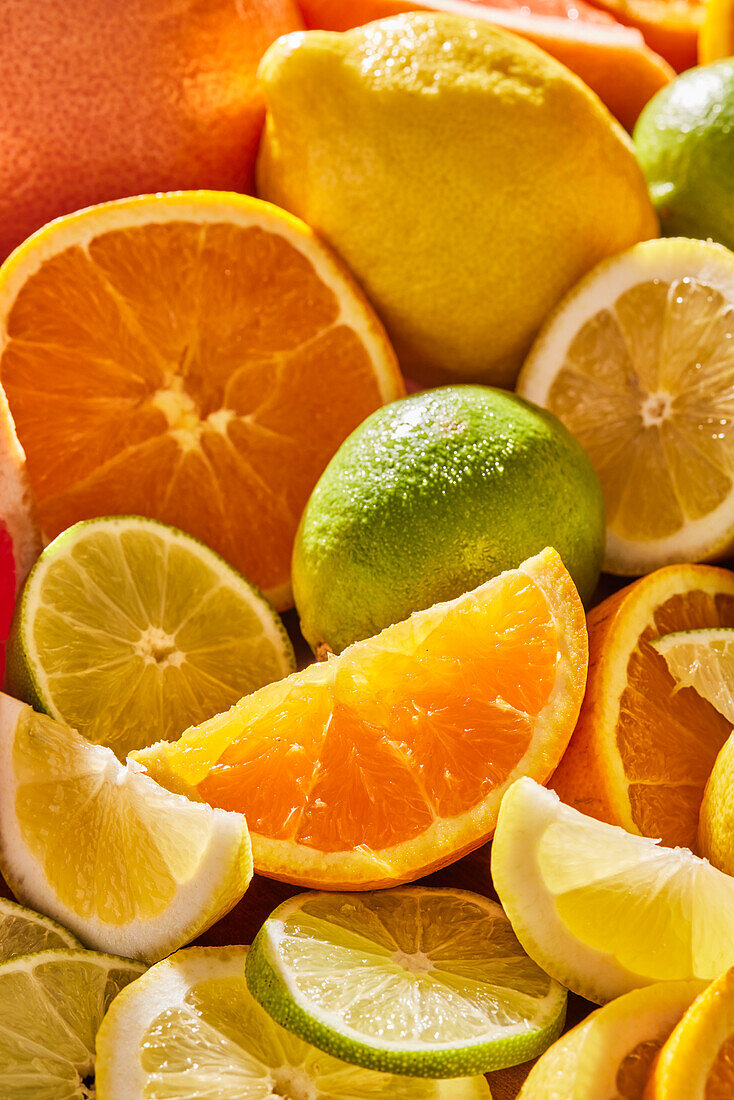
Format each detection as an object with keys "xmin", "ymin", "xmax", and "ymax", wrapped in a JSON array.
[
  {"xmin": 0, "ymin": 693, "xmax": 252, "ymax": 963},
  {"xmin": 0, "ymin": 946, "xmax": 144, "ymax": 1099},
  {"xmin": 491, "ymin": 777, "xmax": 734, "ymax": 1004},
  {"xmin": 0, "ymin": 895, "xmax": 80, "ymax": 962},
  {"xmin": 651, "ymin": 628, "xmax": 734, "ymax": 725},
  {"xmin": 7, "ymin": 515, "xmax": 295, "ymax": 758},
  {"xmin": 518, "ymin": 979, "xmax": 706, "ymax": 1099},
  {"xmin": 95, "ymin": 945, "xmax": 491, "ymax": 1100},
  {"xmin": 245, "ymin": 888, "xmax": 566, "ymax": 1077}
]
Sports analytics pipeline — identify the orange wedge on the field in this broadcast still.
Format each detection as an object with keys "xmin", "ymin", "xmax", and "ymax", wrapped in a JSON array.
[
  {"xmin": 699, "ymin": 0, "xmax": 734, "ymax": 61},
  {"xmin": 134, "ymin": 547, "xmax": 588, "ymax": 889},
  {"xmin": 0, "ymin": 192, "xmax": 403, "ymax": 610},
  {"xmin": 551, "ymin": 563, "xmax": 734, "ymax": 850}
]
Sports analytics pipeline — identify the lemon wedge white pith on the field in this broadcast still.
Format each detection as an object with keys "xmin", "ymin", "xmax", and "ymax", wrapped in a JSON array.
[
  {"xmin": 0, "ymin": 693, "xmax": 252, "ymax": 962},
  {"xmin": 95, "ymin": 945, "xmax": 492, "ymax": 1100},
  {"xmin": 246, "ymin": 888, "xmax": 566, "ymax": 1077},
  {"xmin": 492, "ymin": 777, "xmax": 734, "ymax": 1003}
]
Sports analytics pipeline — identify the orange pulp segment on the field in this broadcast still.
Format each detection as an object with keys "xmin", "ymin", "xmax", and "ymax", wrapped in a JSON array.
[
  {"xmin": 551, "ymin": 563, "xmax": 734, "ymax": 850},
  {"xmin": 0, "ymin": 192, "xmax": 404, "ymax": 610},
  {"xmin": 134, "ymin": 547, "xmax": 588, "ymax": 889}
]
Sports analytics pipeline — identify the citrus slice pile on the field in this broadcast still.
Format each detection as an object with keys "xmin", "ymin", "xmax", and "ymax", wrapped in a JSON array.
[
  {"xmin": 95, "ymin": 946, "xmax": 491, "ymax": 1100},
  {"xmin": 246, "ymin": 888, "xmax": 566, "ymax": 1077},
  {"xmin": 135, "ymin": 547, "xmax": 588, "ymax": 888},
  {"xmin": 0, "ymin": 895, "xmax": 80, "ymax": 962},
  {"xmin": 550, "ymin": 562, "xmax": 734, "ymax": 849},
  {"xmin": 492, "ymin": 778, "xmax": 734, "ymax": 1004},
  {"xmin": 518, "ymin": 979, "xmax": 706, "ymax": 1099},
  {"xmin": 646, "ymin": 967, "xmax": 734, "ymax": 1099},
  {"xmin": 0, "ymin": 947, "xmax": 144, "ymax": 1099},
  {"xmin": 0, "ymin": 192, "xmax": 404, "ymax": 609},
  {"xmin": 7, "ymin": 516, "xmax": 295, "ymax": 757},
  {"xmin": 0, "ymin": 694, "xmax": 252, "ymax": 962},
  {"xmin": 517, "ymin": 238, "xmax": 734, "ymax": 576}
]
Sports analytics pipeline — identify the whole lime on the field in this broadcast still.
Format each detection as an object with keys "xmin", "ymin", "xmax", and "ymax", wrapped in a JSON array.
[
  {"xmin": 292, "ymin": 386, "xmax": 605, "ymax": 654},
  {"xmin": 634, "ymin": 60, "xmax": 734, "ymax": 249}
]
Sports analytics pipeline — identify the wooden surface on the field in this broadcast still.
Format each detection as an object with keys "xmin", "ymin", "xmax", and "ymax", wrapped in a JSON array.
[{"xmin": 0, "ymin": 605, "xmax": 601, "ymax": 1098}]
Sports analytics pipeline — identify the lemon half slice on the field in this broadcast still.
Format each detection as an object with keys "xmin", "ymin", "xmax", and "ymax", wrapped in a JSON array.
[{"xmin": 517, "ymin": 237, "xmax": 734, "ymax": 575}]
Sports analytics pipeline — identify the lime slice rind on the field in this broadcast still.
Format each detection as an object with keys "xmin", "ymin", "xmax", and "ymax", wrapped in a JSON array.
[
  {"xmin": 95, "ymin": 946, "xmax": 491, "ymax": 1100},
  {"xmin": 0, "ymin": 946, "xmax": 145, "ymax": 1100},
  {"xmin": 7, "ymin": 515, "xmax": 295, "ymax": 758},
  {"xmin": 652, "ymin": 627, "xmax": 734, "ymax": 725},
  {"xmin": 245, "ymin": 888, "xmax": 566, "ymax": 1077},
  {"xmin": 0, "ymin": 895, "xmax": 81, "ymax": 963}
]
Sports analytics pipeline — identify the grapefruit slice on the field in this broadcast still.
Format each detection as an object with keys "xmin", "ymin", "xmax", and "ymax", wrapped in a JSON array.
[
  {"xmin": 0, "ymin": 192, "xmax": 404, "ymax": 611},
  {"xmin": 298, "ymin": 0, "xmax": 674, "ymax": 132},
  {"xmin": 550, "ymin": 563, "xmax": 734, "ymax": 850},
  {"xmin": 134, "ymin": 547, "xmax": 588, "ymax": 889},
  {"xmin": 0, "ymin": 383, "xmax": 41, "ymax": 684}
]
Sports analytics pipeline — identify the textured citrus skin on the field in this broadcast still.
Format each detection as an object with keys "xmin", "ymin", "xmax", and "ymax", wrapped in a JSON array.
[
  {"xmin": 699, "ymin": 734, "xmax": 734, "ymax": 876},
  {"xmin": 257, "ymin": 13, "xmax": 658, "ymax": 386},
  {"xmin": 293, "ymin": 386, "xmax": 605, "ymax": 655},
  {"xmin": 634, "ymin": 61, "xmax": 734, "ymax": 251},
  {"xmin": 298, "ymin": 0, "xmax": 674, "ymax": 132},
  {"xmin": 0, "ymin": 0, "xmax": 303, "ymax": 259}
]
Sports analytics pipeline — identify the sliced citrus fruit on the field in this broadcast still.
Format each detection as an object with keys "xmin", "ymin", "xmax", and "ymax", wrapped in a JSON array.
[
  {"xmin": 246, "ymin": 888, "xmax": 566, "ymax": 1077},
  {"xmin": 0, "ymin": 191, "xmax": 404, "ymax": 611},
  {"xmin": 6, "ymin": 515, "xmax": 295, "ymax": 758},
  {"xmin": 516, "ymin": 238, "xmax": 734, "ymax": 576},
  {"xmin": 646, "ymin": 967, "xmax": 734, "ymax": 1099},
  {"xmin": 582, "ymin": 0, "xmax": 703, "ymax": 71},
  {"xmin": 699, "ymin": 0, "xmax": 734, "ymax": 61},
  {"xmin": 518, "ymin": 979, "xmax": 706, "ymax": 1099},
  {"xmin": 549, "ymin": 562, "xmax": 734, "ymax": 850},
  {"xmin": 134, "ymin": 547, "xmax": 588, "ymax": 889},
  {"xmin": 492, "ymin": 777, "xmax": 734, "ymax": 1004},
  {"xmin": 95, "ymin": 945, "xmax": 492, "ymax": 1100},
  {"xmin": 0, "ymin": 693, "xmax": 252, "ymax": 963},
  {"xmin": 0, "ymin": 383, "xmax": 41, "ymax": 684},
  {"xmin": 0, "ymin": 895, "xmax": 80, "ymax": 962},
  {"xmin": 652, "ymin": 627, "xmax": 734, "ymax": 725},
  {"xmin": 0, "ymin": 946, "xmax": 144, "ymax": 1099}
]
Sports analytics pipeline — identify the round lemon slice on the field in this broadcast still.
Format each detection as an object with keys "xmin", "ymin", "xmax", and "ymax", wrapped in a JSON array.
[
  {"xmin": 517, "ymin": 237, "xmax": 734, "ymax": 575},
  {"xmin": 492, "ymin": 777, "xmax": 734, "ymax": 1004},
  {"xmin": 0, "ymin": 693, "xmax": 252, "ymax": 963},
  {"xmin": 95, "ymin": 945, "xmax": 492, "ymax": 1100}
]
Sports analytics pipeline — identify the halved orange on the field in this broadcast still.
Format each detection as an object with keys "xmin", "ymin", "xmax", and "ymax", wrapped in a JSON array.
[
  {"xmin": 134, "ymin": 547, "xmax": 588, "ymax": 889},
  {"xmin": 0, "ymin": 192, "xmax": 403, "ymax": 610},
  {"xmin": 551, "ymin": 563, "xmax": 734, "ymax": 851}
]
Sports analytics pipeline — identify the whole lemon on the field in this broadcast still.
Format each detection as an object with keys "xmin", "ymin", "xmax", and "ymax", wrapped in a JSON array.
[
  {"xmin": 257, "ymin": 13, "xmax": 658, "ymax": 387},
  {"xmin": 292, "ymin": 385, "xmax": 605, "ymax": 655},
  {"xmin": 634, "ymin": 60, "xmax": 734, "ymax": 250}
]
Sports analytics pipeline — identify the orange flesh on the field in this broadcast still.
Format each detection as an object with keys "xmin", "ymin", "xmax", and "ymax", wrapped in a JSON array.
[
  {"xmin": 707, "ymin": 1033, "xmax": 734, "ymax": 1098},
  {"xmin": 1, "ymin": 220, "xmax": 398, "ymax": 605},
  {"xmin": 616, "ymin": 1038, "xmax": 665, "ymax": 1098},
  {"xmin": 619, "ymin": 590, "xmax": 734, "ymax": 848},
  {"xmin": 197, "ymin": 574, "xmax": 558, "ymax": 852}
]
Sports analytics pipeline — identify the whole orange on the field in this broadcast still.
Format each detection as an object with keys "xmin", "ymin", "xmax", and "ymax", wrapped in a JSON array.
[{"xmin": 0, "ymin": 0, "xmax": 302, "ymax": 259}]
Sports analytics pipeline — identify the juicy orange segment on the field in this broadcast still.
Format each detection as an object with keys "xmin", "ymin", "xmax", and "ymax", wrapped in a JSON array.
[
  {"xmin": 0, "ymin": 193, "xmax": 403, "ymax": 609},
  {"xmin": 551, "ymin": 564, "xmax": 734, "ymax": 849},
  {"xmin": 135, "ymin": 548, "xmax": 588, "ymax": 889}
]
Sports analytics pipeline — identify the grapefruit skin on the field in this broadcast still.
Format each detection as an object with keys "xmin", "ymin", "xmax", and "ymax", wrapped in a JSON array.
[
  {"xmin": 292, "ymin": 386, "xmax": 606, "ymax": 655},
  {"xmin": 0, "ymin": 0, "xmax": 303, "ymax": 260}
]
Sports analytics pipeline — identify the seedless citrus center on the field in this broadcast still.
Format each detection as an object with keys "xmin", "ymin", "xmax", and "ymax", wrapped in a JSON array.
[
  {"xmin": 134, "ymin": 625, "xmax": 184, "ymax": 668},
  {"xmin": 271, "ymin": 1066, "xmax": 318, "ymax": 1100}
]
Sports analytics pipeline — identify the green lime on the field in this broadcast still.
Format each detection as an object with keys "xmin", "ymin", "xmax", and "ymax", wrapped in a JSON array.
[
  {"xmin": 245, "ymin": 887, "xmax": 566, "ymax": 1078},
  {"xmin": 7, "ymin": 516, "xmax": 295, "ymax": 758},
  {"xmin": 96, "ymin": 945, "xmax": 491, "ymax": 1100},
  {"xmin": 293, "ymin": 385, "xmax": 604, "ymax": 654},
  {"xmin": 0, "ymin": 896, "xmax": 80, "ymax": 962},
  {"xmin": 634, "ymin": 60, "xmax": 734, "ymax": 249},
  {"xmin": 0, "ymin": 946, "xmax": 144, "ymax": 1098}
]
